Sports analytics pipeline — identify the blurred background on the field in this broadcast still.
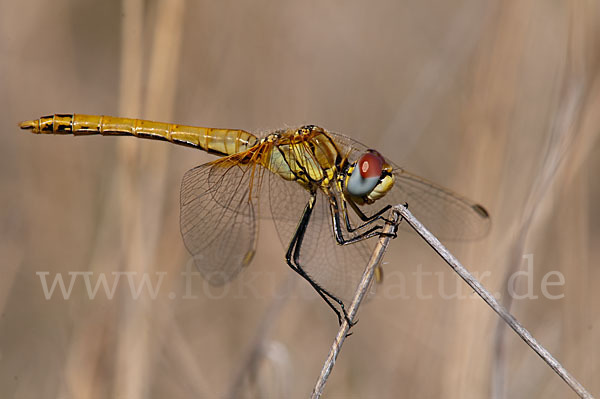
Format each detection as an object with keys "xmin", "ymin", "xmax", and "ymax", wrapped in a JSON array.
[{"xmin": 1, "ymin": 0, "xmax": 599, "ymax": 398}]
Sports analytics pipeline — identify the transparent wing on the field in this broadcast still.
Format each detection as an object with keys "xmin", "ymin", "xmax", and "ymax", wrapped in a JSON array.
[
  {"xmin": 268, "ymin": 171, "xmax": 377, "ymax": 303},
  {"xmin": 180, "ymin": 158, "xmax": 265, "ymax": 285},
  {"xmin": 328, "ymin": 132, "xmax": 491, "ymax": 240},
  {"xmin": 384, "ymin": 170, "xmax": 490, "ymax": 239}
]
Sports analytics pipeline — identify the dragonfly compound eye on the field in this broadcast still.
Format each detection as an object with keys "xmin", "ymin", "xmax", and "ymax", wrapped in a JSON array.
[{"xmin": 346, "ymin": 150, "xmax": 385, "ymax": 197}]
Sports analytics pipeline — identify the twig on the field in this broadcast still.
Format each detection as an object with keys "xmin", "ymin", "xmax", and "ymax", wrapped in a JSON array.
[
  {"xmin": 395, "ymin": 204, "xmax": 594, "ymax": 399},
  {"xmin": 311, "ymin": 204, "xmax": 594, "ymax": 398},
  {"xmin": 310, "ymin": 210, "xmax": 400, "ymax": 399}
]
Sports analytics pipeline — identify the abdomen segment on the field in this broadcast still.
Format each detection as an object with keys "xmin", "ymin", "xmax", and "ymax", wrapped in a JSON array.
[{"xmin": 19, "ymin": 114, "xmax": 258, "ymax": 156}]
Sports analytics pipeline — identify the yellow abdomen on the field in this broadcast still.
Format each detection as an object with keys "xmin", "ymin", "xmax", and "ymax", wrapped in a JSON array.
[{"xmin": 19, "ymin": 114, "xmax": 258, "ymax": 156}]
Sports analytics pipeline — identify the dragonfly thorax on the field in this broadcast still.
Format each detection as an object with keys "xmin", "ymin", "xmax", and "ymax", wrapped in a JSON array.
[
  {"xmin": 262, "ymin": 126, "xmax": 341, "ymax": 188},
  {"xmin": 261, "ymin": 133, "xmax": 281, "ymax": 143}
]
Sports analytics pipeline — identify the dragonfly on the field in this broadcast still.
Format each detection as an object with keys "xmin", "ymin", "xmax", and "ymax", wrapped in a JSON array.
[{"xmin": 20, "ymin": 114, "xmax": 490, "ymax": 324}]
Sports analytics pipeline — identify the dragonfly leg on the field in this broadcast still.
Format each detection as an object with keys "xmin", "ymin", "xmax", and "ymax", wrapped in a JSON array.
[
  {"xmin": 342, "ymin": 198, "xmax": 392, "ymax": 231},
  {"xmin": 329, "ymin": 194, "xmax": 396, "ymax": 245},
  {"xmin": 285, "ymin": 191, "xmax": 355, "ymax": 326},
  {"xmin": 342, "ymin": 199, "xmax": 393, "ymax": 232}
]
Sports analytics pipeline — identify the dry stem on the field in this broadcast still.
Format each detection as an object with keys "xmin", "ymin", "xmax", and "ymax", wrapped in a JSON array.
[
  {"xmin": 310, "ymin": 210, "xmax": 400, "ymax": 399},
  {"xmin": 310, "ymin": 205, "xmax": 594, "ymax": 399},
  {"xmin": 395, "ymin": 205, "xmax": 594, "ymax": 399}
]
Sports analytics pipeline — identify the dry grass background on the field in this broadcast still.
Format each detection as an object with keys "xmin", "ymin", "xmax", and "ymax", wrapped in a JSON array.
[{"xmin": 1, "ymin": 0, "xmax": 599, "ymax": 398}]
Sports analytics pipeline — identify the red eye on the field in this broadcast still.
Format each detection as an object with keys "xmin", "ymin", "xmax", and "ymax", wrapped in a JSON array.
[{"xmin": 358, "ymin": 151, "xmax": 384, "ymax": 178}]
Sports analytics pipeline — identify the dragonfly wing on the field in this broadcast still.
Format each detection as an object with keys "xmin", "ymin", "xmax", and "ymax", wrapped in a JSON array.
[
  {"xmin": 384, "ymin": 169, "xmax": 490, "ymax": 239},
  {"xmin": 268, "ymin": 172, "xmax": 377, "ymax": 302},
  {"xmin": 327, "ymin": 131, "xmax": 490, "ymax": 240},
  {"xmin": 180, "ymin": 158, "xmax": 264, "ymax": 285}
]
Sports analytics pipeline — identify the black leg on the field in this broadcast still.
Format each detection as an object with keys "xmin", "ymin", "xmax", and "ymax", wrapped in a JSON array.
[
  {"xmin": 329, "ymin": 193, "xmax": 396, "ymax": 245},
  {"xmin": 285, "ymin": 191, "xmax": 354, "ymax": 326},
  {"xmin": 342, "ymin": 198, "xmax": 394, "ymax": 232}
]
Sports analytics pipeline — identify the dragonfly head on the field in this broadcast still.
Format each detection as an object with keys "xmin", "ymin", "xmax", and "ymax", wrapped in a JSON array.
[{"xmin": 343, "ymin": 149, "xmax": 395, "ymax": 204}]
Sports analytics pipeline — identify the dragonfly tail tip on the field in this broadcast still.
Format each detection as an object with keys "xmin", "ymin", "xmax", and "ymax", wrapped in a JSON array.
[{"xmin": 18, "ymin": 119, "xmax": 39, "ymax": 133}]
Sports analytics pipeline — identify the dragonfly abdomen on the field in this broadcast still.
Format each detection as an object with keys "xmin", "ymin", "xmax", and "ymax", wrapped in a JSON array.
[{"xmin": 19, "ymin": 114, "xmax": 259, "ymax": 156}]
